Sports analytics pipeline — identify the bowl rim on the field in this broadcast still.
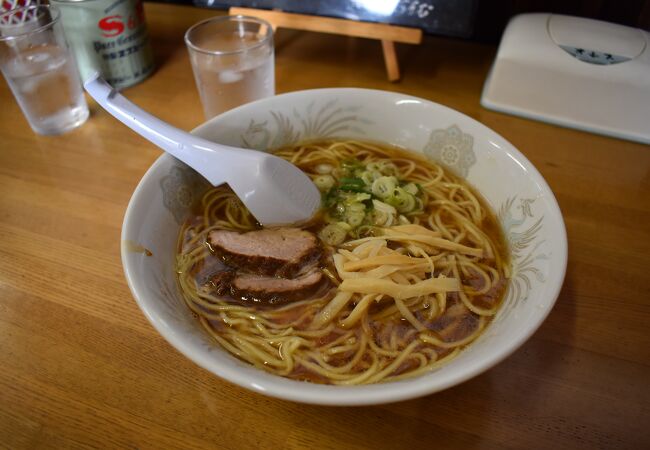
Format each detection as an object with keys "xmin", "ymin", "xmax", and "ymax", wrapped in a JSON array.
[{"xmin": 121, "ymin": 88, "xmax": 568, "ymax": 405}]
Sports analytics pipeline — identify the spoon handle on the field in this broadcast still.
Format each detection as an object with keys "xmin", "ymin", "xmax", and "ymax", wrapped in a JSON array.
[{"xmin": 84, "ymin": 74, "xmax": 256, "ymax": 185}]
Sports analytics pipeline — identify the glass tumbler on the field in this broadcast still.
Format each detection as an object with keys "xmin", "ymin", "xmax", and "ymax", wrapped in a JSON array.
[
  {"xmin": 185, "ymin": 15, "xmax": 275, "ymax": 119},
  {"xmin": 0, "ymin": 5, "xmax": 89, "ymax": 135}
]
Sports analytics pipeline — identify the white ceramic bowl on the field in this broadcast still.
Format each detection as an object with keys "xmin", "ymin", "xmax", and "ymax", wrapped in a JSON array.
[{"xmin": 122, "ymin": 89, "xmax": 567, "ymax": 405}]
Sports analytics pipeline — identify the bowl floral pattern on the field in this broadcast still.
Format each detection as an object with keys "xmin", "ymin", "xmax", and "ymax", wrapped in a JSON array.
[{"xmin": 424, "ymin": 125, "xmax": 477, "ymax": 177}]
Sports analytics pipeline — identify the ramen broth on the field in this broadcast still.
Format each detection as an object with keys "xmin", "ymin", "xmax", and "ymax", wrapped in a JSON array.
[{"xmin": 176, "ymin": 140, "xmax": 510, "ymax": 385}]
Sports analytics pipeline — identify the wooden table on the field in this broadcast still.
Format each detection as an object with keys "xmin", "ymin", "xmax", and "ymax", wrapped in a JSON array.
[{"xmin": 1, "ymin": 3, "xmax": 648, "ymax": 449}]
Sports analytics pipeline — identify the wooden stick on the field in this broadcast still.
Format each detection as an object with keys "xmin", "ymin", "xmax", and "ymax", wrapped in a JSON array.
[
  {"xmin": 381, "ymin": 40, "xmax": 400, "ymax": 82},
  {"xmin": 230, "ymin": 7, "xmax": 422, "ymax": 44}
]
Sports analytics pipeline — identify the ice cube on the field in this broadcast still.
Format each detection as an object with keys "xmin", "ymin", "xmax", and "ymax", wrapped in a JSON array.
[
  {"xmin": 219, "ymin": 70, "xmax": 243, "ymax": 84},
  {"xmin": 26, "ymin": 50, "xmax": 51, "ymax": 64}
]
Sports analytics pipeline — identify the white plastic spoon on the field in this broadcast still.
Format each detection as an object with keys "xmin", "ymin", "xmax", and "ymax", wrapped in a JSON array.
[{"xmin": 84, "ymin": 74, "xmax": 321, "ymax": 226}]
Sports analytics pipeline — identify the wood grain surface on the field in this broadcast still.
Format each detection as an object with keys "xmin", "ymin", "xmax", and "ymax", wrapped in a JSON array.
[{"xmin": 1, "ymin": 3, "xmax": 649, "ymax": 449}]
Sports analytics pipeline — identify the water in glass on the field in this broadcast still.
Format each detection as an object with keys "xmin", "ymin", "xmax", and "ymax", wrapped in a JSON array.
[
  {"xmin": 189, "ymin": 30, "xmax": 274, "ymax": 118},
  {"xmin": 4, "ymin": 43, "xmax": 88, "ymax": 134}
]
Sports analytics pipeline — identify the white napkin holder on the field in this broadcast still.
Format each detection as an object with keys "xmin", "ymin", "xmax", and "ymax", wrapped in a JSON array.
[{"xmin": 481, "ymin": 13, "xmax": 650, "ymax": 144}]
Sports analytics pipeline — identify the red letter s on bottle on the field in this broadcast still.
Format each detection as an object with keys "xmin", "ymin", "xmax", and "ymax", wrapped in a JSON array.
[{"xmin": 98, "ymin": 15, "xmax": 124, "ymax": 38}]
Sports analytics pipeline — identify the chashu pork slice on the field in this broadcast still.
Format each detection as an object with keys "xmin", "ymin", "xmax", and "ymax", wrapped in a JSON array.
[
  {"xmin": 208, "ymin": 227, "xmax": 321, "ymax": 277},
  {"xmin": 231, "ymin": 269, "xmax": 325, "ymax": 304}
]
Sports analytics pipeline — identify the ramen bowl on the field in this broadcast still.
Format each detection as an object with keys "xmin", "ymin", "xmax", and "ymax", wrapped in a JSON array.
[{"xmin": 122, "ymin": 89, "xmax": 567, "ymax": 405}]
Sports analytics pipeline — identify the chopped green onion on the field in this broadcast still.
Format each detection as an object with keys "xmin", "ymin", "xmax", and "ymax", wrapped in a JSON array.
[
  {"xmin": 403, "ymin": 182, "xmax": 418, "ymax": 195},
  {"xmin": 339, "ymin": 177, "xmax": 367, "ymax": 192},
  {"xmin": 386, "ymin": 187, "xmax": 416, "ymax": 213},
  {"xmin": 314, "ymin": 163, "xmax": 333, "ymax": 174},
  {"xmin": 341, "ymin": 159, "xmax": 364, "ymax": 176},
  {"xmin": 361, "ymin": 170, "xmax": 382, "ymax": 186},
  {"xmin": 319, "ymin": 223, "xmax": 348, "ymax": 246},
  {"xmin": 371, "ymin": 176, "xmax": 398, "ymax": 199},
  {"xmin": 346, "ymin": 193, "xmax": 371, "ymax": 203},
  {"xmin": 379, "ymin": 161, "xmax": 398, "ymax": 176},
  {"xmin": 323, "ymin": 188, "xmax": 339, "ymax": 208},
  {"xmin": 371, "ymin": 199, "xmax": 397, "ymax": 226},
  {"xmin": 339, "ymin": 177, "xmax": 365, "ymax": 186},
  {"xmin": 320, "ymin": 157, "xmax": 425, "ymax": 239},
  {"xmin": 346, "ymin": 202, "xmax": 365, "ymax": 212},
  {"xmin": 346, "ymin": 210, "xmax": 365, "ymax": 227},
  {"xmin": 314, "ymin": 175, "xmax": 335, "ymax": 191},
  {"xmin": 336, "ymin": 221, "xmax": 352, "ymax": 231}
]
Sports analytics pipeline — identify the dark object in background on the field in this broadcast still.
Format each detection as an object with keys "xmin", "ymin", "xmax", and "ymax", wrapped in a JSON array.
[
  {"xmin": 474, "ymin": 0, "xmax": 650, "ymax": 42},
  {"xmin": 191, "ymin": 0, "xmax": 478, "ymax": 38},
  {"xmin": 151, "ymin": 0, "xmax": 650, "ymax": 41}
]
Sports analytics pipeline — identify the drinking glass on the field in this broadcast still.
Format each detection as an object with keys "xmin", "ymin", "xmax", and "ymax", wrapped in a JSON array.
[
  {"xmin": 185, "ymin": 15, "xmax": 275, "ymax": 119},
  {"xmin": 0, "ymin": 5, "xmax": 89, "ymax": 135}
]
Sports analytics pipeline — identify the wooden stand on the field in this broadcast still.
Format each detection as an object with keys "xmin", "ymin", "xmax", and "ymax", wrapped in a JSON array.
[{"xmin": 229, "ymin": 7, "xmax": 423, "ymax": 82}]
